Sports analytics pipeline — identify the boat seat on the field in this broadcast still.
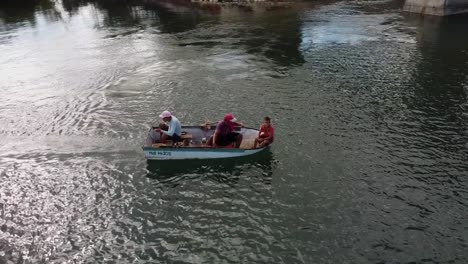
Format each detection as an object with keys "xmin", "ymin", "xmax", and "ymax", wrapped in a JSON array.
[
  {"xmin": 240, "ymin": 139, "xmax": 255, "ymax": 149},
  {"xmin": 180, "ymin": 133, "xmax": 192, "ymax": 146},
  {"xmin": 180, "ymin": 133, "xmax": 192, "ymax": 140},
  {"xmin": 152, "ymin": 140, "xmax": 174, "ymax": 148}
]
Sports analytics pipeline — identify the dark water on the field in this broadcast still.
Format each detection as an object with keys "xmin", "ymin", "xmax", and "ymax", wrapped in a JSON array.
[{"xmin": 1, "ymin": 0, "xmax": 467, "ymax": 263}]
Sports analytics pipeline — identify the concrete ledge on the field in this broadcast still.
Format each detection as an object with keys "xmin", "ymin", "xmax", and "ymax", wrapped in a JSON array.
[{"xmin": 404, "ymin": 0, "xmax": 468, "ymax": 15}]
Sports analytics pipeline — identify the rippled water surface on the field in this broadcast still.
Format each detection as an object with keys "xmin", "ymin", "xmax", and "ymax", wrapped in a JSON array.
[{"xmin": 1, "ymin": 0, "xmax": 468, "ymax": 263}]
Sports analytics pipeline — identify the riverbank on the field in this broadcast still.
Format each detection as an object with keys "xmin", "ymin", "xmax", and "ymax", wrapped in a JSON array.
[
  {"xmin": 57, "ymin": 0, "xmax": 319, "ymax": 14},
  {"xmin": 137, "ymin": 0, "xmax": 322, "ymax": 14}
]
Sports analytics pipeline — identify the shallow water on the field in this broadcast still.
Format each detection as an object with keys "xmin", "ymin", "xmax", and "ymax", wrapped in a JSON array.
[{"xmin": 0, "ymin": 0, "xmax": 467, "ymax": 263}]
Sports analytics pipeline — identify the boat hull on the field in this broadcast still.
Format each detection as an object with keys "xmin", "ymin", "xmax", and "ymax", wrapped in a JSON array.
[{"xmin": 143, "ymin": 146, "xmax": 267, "ymax": 160}]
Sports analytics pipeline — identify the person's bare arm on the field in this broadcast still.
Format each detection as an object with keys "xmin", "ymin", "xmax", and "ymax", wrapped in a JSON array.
[
  {"xmin": 161, "ymin": 123, "xmax": 175, "ymax": 136},
  {"xmin": 233, "ymin": 121, "xmax": 243, "ymax": 127},
  {"xmin": 256, "ymin": 130, "xmax": 263, "ymax": 141},
  {"xmin": 213, "ymin": 130, "xmax": 218, "ymax": 148}
]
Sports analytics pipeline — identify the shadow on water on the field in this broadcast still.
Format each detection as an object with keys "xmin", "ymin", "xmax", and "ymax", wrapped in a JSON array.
[
  {"xmin": 142, "ymin": 1, "xmax": 214, "ymax": 33},
  {"xmin": 405, "ymin": 14, "xmax": 468, "ymax": 131},
  {"xmin": 410, "ymin": 14, "xmax": 468, "ymax": 85},
  {"xmin": 146, "ymin": 149, "xmax": 274, "ymax": 187},
  {"xmin": 240, "ymin": 12, "xmax": 305, "ymax": 67}
]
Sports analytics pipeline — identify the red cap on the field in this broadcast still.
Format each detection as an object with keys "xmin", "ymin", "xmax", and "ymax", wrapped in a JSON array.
[{"xmin": 223, "ymin": 113, "xmax": 236, "ymax": 121}]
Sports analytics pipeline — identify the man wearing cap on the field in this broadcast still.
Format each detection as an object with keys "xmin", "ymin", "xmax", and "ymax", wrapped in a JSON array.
[
  {"xmin": 155, "ymin": 110, "xmax": 182, "ymax": 144},
  {"xmin": 208, "ymin": 113, "xmax": 243, "ymax": 148}
]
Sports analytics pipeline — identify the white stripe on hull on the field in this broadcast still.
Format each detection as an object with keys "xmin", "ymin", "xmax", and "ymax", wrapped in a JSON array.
[{"xmin": 144, "ymin": 148, "xmax": 265, "ymax": 160}]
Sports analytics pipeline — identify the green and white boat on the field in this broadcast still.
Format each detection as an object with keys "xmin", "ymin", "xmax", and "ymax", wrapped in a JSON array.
[{"xmin": 143, "ymin": 125, "xmax": 269, "ymax": 160}]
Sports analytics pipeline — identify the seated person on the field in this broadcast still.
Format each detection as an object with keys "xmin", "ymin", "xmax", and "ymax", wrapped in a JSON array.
[
  {"xmin": 154, "ymin": 110, "xmax": 182, "ymax": 144},
  {"xmin": 253, "ymin": 116, "xmax": 274, "ymax": 148},
  {"xmin": 208, "ymin": 113, "xmax": 243, "ymax": 148}
]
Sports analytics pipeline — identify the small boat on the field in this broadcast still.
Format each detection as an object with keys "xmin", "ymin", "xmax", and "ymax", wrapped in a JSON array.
[{"xmin": 143, "ymin": 125, "xmax": 269, "ymax": 160}]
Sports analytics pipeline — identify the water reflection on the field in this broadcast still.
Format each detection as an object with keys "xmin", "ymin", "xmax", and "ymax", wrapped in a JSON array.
[
  {"xmin": 0, "ymin": 0, "xmax": 58, "ymax": 27},
  {"xmin": 145, "ymin": 2, "xmax": 212, "ymax": 33},
  {"xmin": 146, "ymin": 150, "xmax": 274, "ymax": 187},
  {"xmin": 0, "ymin": 0, "xmax": 305, "ymax": 67},
  {"xmin": 60, "ymin": 0, "xmax": 304, "ymax": 66}
]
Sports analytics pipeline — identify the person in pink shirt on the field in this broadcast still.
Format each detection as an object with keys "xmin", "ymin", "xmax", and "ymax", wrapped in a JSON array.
[{"xmin": 254, "ymin": 117, "xmax": 274, "ymax": 148}]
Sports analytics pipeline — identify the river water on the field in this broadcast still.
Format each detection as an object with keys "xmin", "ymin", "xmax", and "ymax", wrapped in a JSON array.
[{"xmin": 0, "ymin": 0, "xmax": 467, "ymax": 263}]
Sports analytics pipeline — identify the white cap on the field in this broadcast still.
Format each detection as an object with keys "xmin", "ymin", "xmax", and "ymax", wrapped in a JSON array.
[{"xmin": 159, "ymin": 110, "xmax": 172, "ymax": 118}]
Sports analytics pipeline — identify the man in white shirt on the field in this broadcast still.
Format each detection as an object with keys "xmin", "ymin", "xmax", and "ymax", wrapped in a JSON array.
[{"xmin": 155, "ymin": 110, "xmax": 182, "ymax": 144}]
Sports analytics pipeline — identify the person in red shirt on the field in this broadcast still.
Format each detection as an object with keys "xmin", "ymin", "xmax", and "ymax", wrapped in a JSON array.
[{"xmin": 254, "ymin": 116, "xmax": 274, "ymax": 148}]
